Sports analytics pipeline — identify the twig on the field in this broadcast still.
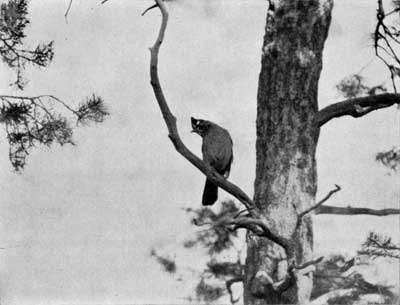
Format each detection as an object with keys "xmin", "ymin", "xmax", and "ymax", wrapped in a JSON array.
[
  {"xmin": 234, "ymin": 207, "xmax": 255, "ymax": 218},
  {"xmin": 64, "ymin": 0, "xmax": 73, "ymax": 21},
  {"xmin": 374, "ymin": 0, "xmax": 400, "ymax": 92},
  {"xmin": 299, "ymin": 185, "xmax": 341, "ymax": 218},
  {"xmin": 142, "ymin": 3, "xmax": 158, "ymax": 16},
  {"xmin": 295, "ymin": 256, "xmax": 324, "ymax": 270}
]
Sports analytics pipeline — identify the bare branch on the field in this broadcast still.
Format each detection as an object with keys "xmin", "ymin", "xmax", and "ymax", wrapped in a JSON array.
[
  {"xmin": 316, "ymin": 205, "xmax": 400, "ymax": 216},
  {"xmin": 295, "ymin": 256, "xmax": 324, "ymax": 270},
  {"xmin": 298, "ymin": 185, "xmax": 341, "ymax": 218},
  {"xmin": 233, "ymin": 207, "xmax": 255, "ymax": 219},
  {"xmin": 147, "ymin": 0, "xmax": 254, "ymax": 210},
  {"xmin": 374, "ymin": 0, "xmax": 400, "ymax": 92},
  {"xmin": 64, "ymin": 0, "xmax": 73, "ymax": 21},
  {"xmin": 317, "ymin": 93, "xmax": 400, "ymax": 127},
  {"xmin": 142, "ymin": 4, "xmax": 158, "ymax": 16}
]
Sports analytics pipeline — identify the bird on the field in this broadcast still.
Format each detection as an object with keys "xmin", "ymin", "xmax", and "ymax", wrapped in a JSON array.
[{"xmin": 191, "ymin": 117, "xmax": 233, "ymax": 206}]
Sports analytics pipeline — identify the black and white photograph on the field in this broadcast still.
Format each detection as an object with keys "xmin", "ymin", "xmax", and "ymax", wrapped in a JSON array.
[{"xmin": 0, "ymin": 0, "xmax": 399, "ymax": 304}]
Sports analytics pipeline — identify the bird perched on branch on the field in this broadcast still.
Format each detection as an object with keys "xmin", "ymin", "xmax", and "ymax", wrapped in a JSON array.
[{"xmin": 191, "ymin": 117, "xmax": 233, "ymax": 206}]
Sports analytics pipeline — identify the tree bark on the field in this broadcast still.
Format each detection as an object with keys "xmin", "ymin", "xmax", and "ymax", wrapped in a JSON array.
[{"xmin": 244, "ymin": 1, "xmax": 333, "ymax": 304}]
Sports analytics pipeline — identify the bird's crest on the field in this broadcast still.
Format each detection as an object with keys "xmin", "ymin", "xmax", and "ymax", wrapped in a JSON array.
[{"xmin": 191, "ymin": 117, "xmax": 210, "ymax": 136}]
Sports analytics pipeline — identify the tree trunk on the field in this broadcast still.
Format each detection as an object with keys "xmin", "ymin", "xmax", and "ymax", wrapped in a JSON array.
[{"xmin": 244, "ymin": 1, "xmax": 333, "ymax": 304}]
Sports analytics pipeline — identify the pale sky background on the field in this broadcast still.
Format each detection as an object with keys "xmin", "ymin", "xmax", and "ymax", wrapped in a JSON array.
[{"xmin": 0, "ymin": 0, "xmax": 399, "ymax": 304}]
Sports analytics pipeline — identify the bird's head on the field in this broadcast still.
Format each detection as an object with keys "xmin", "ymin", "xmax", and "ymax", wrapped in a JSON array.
[{"xmin": 191, "ymin": 117, "xmax": 211, "ymax": 137}]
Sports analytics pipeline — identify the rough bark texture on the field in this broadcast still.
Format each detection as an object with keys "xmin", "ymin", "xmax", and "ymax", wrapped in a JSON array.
[{"xmin": 244, "ymin": 1, "xmax": 333, "ymax": 304}]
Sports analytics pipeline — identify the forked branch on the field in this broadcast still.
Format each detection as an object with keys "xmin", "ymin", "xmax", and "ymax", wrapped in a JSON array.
[
  {"xmin": 147, "ymin": 0, "xmax": 253, "ymax": 210},
  {"xmin": 317, "ymin": 93, "xmax": 400, "ymax": 127}
]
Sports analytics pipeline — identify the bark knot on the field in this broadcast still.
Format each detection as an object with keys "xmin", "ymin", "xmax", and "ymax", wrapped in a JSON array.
[
  {"xmin": 296, "ymin": 48, "xmax": 316, "ymax": 67},
  {"xmin": 262, "ymin": 42, "xmax": 279, "ymax": 58},
  {"xmin": 251, "ymin": 270, "xmax": 273, "ymax": 298}
]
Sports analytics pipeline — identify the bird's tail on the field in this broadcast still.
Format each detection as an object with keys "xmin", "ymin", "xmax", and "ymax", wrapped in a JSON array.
[{"xmin": 202, "ymin": 178, "xmax": 218, "ymax": 206}]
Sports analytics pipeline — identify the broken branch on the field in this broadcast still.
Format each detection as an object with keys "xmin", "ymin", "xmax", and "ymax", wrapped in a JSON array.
[{"xmin": 299, "ymin": 185, "xmax": 341, "ymax": 218}]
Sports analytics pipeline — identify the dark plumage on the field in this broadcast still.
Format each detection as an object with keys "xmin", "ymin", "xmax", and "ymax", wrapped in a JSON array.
[{"xmin": 191, "ymin": 117, "xmax": 233, "ymax": 206}]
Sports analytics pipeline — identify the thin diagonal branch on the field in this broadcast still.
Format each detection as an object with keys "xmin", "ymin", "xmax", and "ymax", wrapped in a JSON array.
[
  {"xmin": 295, "ymin": 256, "xmax": 324, "ymax": 270},
  {"xmin": 316, "ymin": 205, "xmax": 400, "ymax": 216},
  {"xmin": 142, "ymin": 3, "xmax": 158, "ymax": 16},
  {"xmin": 317, "ymin": 93, "xmax": 400, "ymax": 127},
  {"xmin": 298, "ymin": 185, "xmax": 341, "ymax": 218},
  {"xmin": 147, "ymin": 0, "xmax": 253, "ymax": 210},
  {"xmin": 234, "ymin": 207, "xmax": 255, "ymax": 219},
  {"xmin": 64, "ymin": 0, "xmax": 73, "ymax": 21}
]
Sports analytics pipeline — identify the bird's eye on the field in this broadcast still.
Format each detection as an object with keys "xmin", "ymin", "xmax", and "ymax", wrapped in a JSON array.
[{"xmin": 195, "ymin": 120, "xmax": 204, "ymax": 129}]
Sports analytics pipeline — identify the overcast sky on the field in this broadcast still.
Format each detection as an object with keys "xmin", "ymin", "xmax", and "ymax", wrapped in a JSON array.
[{"xmin": 0, "ymin": 0, "xmax": 399, "ymax": 304}]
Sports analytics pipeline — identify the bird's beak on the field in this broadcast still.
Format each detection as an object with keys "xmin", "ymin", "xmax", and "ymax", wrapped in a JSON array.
[{"xmin": 191, "ymin": 117, "xmax": 198, "ymax": 133}]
